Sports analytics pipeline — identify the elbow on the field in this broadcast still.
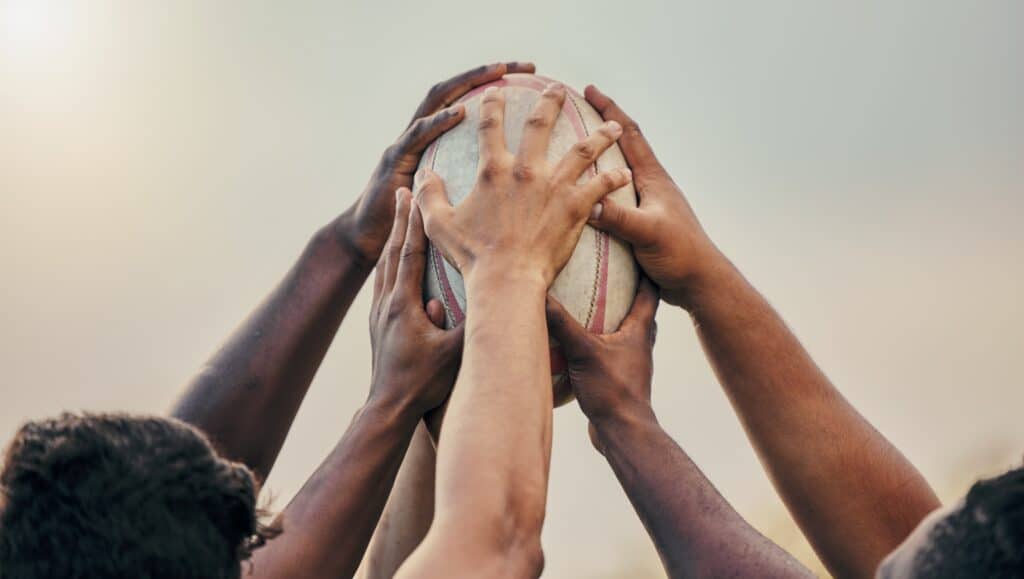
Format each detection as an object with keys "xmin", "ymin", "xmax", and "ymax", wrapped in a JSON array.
[
  {"xmin": 523, "ymin": 541, "xmax": 546, "ymax": 578},
  {"xmin": 493, "ymin": 501, "xmax": 546, "ymax": 578},
  {"xmin": 473, "ymin": 493, "xmax": 544, "ymax": 573},
  {"xmin": 503, "ymin": 535, "xmax": 545, "ymax": 579}
]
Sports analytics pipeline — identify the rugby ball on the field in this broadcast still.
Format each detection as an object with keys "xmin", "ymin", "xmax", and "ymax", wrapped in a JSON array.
[{"xmin": 416, "ymin": 74, "xmax": 638, "ymax": 406}]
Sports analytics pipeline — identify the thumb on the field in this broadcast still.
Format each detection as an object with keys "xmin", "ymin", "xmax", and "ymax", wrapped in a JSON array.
[
  {"xmin": 414, "ymin": 168, "xmax": 463, "ymax": 267},
  {"xmin": 589, "ymin": 199, "xmax": 657, "ymax": 246},
  {"xmin": 425, "ymin": 298, "xmax": 447, "ymax": 329},
  {"xmin": 414, "ymin": 168, "xmax": 455, "ymax": 237},
  {"xmin": 545, "ymin": 296, "xmax": 593, "ymax": 359}
]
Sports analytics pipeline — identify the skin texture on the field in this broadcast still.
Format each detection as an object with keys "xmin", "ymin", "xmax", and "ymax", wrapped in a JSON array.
[
  {"xmin": 170, "ymin": 61, "xmax": 534, "ymax": 484},
  {"xmin": 546, "ymin": 280, "xmax": 814, "ymax": 579},
  {"xmin": 357, "ymin": 423, "xmax": 437, "ymax": 579},
  {"xmin": 583, "ymin": 84, "xmax": 941, "ymax": 579},
  {"xmin": 248, "ymin": 191, "xmax": 462, "ymax": 579},
  {"xmin": 168, "ymin": 62, "xmax": 535, "ymax": 577},
  {"xmin": 874, "ymin": 500, "xmax": 962, "ymax": 579},
  {"xmin": 396, "ymin": 83, "xmax": 630, "ymax": 579}
]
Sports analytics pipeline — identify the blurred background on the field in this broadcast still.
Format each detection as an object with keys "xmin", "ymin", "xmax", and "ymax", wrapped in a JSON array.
[{"xmin": 1, "ymin": 1, "xmax": 1021, "ymax": 576}]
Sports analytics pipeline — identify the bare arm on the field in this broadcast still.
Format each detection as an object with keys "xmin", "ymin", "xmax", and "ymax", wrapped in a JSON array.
[
  {"xmin": 583, "ymin": 86, "xmax": 940, "ymax": 578},
  {"xmin": 170, "ymin": 62, "xmax": 535, "ymax": 483},
  {"xmin": 548, "ymin": 281, "xmax": 813, "ymax": 578},
  {"xmin": 397, "ymin": 83, "xmax": 632, "ymax": 578},
  {"xmin": 170, "ymin": 225, "xmax": 368, "ymax": 484},
  {"xmin": 357, "ymin": 423, "xmax": 437, "ymax": 579},
  {"xmin": 249, "ymin": 190, "xmax": 463, "ymax": 579}
]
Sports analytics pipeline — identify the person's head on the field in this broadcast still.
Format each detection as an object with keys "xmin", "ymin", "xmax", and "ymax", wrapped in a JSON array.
[
  {"xmin": 0, "ymin": 412, "xmax": 271, "ymax": 579},
  {"xmin": 877, "ymin": 464, "xmax": 1024, "ymax": 578}
]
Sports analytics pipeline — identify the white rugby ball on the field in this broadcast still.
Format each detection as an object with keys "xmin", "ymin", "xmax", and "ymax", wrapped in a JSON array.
[{"xmin": 416, "ymin": 74, "xmax": 638, "ymax": 406}]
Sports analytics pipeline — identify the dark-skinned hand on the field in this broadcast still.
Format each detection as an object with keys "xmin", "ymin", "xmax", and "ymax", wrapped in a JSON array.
[
  {"xmin": 369, "ymin": 188, "xmax": 464, "ymax": 416},
  {"xmin": 584, "ymin": 85, "xmax": 725, "ymax": 308},
  {"xmin": 341, "ymin": 62, "xmax": 536, "ymax": 267},
  {"xmin": 545, "ymin": 278, "xmax": 660, "ymax": 450}
]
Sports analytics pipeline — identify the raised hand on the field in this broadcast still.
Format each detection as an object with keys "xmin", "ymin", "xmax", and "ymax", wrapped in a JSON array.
[
  {"xmin": 584, "ymin": 85, "xmax": 723, "ymax": 307},
  {"xmin": 369, "ymin": 188, "xmax": 464, "ymax": 416},
  {"xmin": 414, "ymin": 83, "xmax": 633, "ymax": 288},
  {"xmin": 547, "ymin": 279, "xmax": 813, "ymax": 579},
  {"xmin": 395, "ymin": 81, "xmax": 631, "ymax": 579},
  {"xmin": 545, "ymin": 278, "xmax": 659, "ymax": 428},
  {"xmin": 586, "ymin": 86, "xmax": 937, "ymax": 577},
  {"xmin": 341, "ymin": 62, "xmax": 536, "ymax": 267}
]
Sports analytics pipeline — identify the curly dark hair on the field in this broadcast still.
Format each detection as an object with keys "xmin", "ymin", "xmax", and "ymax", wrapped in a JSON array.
[
  {"xmin": 914, "ymin": 463, "xmax": 1024, "ymax": 578},
  {"xmin": 0, "ymin": 412, "xmax": 275, "ymax": 579}
]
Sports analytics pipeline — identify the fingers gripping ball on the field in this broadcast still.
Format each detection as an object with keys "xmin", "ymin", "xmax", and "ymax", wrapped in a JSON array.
[{"xmin": 414, "ymin": 74, "xmax": 639, "ymax": 406}]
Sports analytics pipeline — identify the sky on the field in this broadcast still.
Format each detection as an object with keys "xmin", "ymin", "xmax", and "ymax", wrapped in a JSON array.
[{"xmin": 1, "ymin": 1, "xmax": 1022, "ymax": 576}]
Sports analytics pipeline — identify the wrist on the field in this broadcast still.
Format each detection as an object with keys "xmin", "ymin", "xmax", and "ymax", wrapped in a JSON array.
[
  {"xmin": 666, "ymin": 247, "xmax": 736, "ymax": 311},
  {"xmin": 362, "ymin": 389, "xmax": 422, "ymax": 430},
  {"xmin": 292, "ymin": 220, "xmax": 376, "ymax": 290},
  {"xmin": 329, "ymin": 206, "xmax": 379, "ymax": 273},
  {"xmin": 588, "ymin": 401, "xmax": 658, "ymax": 443},
  {"xmin": 464, "ymin": 265, "xmax": 548, "ymax": 298}
]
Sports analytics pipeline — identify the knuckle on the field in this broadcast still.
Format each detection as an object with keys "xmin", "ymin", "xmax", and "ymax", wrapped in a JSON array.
[
  {"xmin": 400, "ymin": 246, "xmax": 426, "ymax": 261},
  {"xmin": 511, "ymin": 163, "xmax": 536, "ymax": 183},
  {"xmin": 381, "ymin": 144, "xmax": 401, "ymax": 165},
  {"xmin": 622, "ymin": 121, "xmax": 643, "ymax": 139},
  {"xmin": 525, "ymin": 114, "xmax": 550, "ymax": 130},
  {"xmin": 566, "ymin": 200, "xmax": 589, "ymax": 221},
  {"xmin": 479, "ymin": 160, "xmax": 506, "ymax": 183},
  {"xmin": 573, "ymin": 142, "xmax": 596, "ymax": 161},
  {"xmin": 478, "ymin": 115, "xmax": 501, "ymax": 132},
  {"xmin": 426, "ymin": 81, "xmax": 446, "ymax": 99},
  {"xmin": 599, "ymin": 172, "xmax": 618, "ymax": 189},
  {"xmin": 404, "ymin": 118, "xmax": 429, "ymax": 143},
  {"xmin": 387, "ymin": 237, "xmax": 404, "ymax": 255},
  {"xmin": 385, "ymin": 302, "xmax": 405, "ymax": 323}
]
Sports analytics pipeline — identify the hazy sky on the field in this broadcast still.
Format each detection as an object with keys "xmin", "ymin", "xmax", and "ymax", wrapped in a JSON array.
[{"xmin": 1, "ymin": 1, "xmax": 1021, "ymax": 576}]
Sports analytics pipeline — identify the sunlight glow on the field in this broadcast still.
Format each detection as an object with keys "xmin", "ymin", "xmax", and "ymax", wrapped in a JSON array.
[{"xmin": 3, "ymin": 0, "xmax": 74, "ymax": 62}]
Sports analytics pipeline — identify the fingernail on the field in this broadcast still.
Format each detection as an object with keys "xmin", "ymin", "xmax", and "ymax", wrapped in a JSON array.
[
  {"xmin": 589, "ymin": 203, "xmax": 603, "ymax": 221},
  {"xmin": 415, "ymin": 169, "xmax": 426, "ymax": 181},
  {"xmin": 484, "ymin": 86, "xmax": 499, "ymax": 96},
  {"xmin": 543, "ymin": 82, "xmax": 564, "ymax": 94},
  {"xmin": 607, "ymin": 121, "xmax": 622, "ymax": 137},
  {"xmin": 621, "ymin": 167, "xmax": 632, "ymax": 180}
]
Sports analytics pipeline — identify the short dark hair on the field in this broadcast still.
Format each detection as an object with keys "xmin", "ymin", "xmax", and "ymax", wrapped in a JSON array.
[
  {"xmin": 0, "ymin": 412, "xmax": 272, "ymax": 579},
  {"xmin": 916, "ymin": 464, "xmax": 1024, "ymax": 577}
]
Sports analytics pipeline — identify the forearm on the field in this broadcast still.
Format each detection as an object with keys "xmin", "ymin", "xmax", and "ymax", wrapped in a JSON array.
[
  {"xmin": 430, "ymin": 274, "xmax": 551, "ymax": 564},
  {"xmin": 594, "ymin": 408, "xmax": 812, "ymax": 579},
  {"xmin": 358, "ymin": 422, "xmax": 437, "ymax": 579},
  {"xmin": 250, "ymin": 398, "xmax": 419, "ymax": 579},
  {"xmin": 687, "ymin": 257, "xmax": 939, "ymax": 576},
  {"xmin": 172, "ymin": 213, "xmax": 372, "ymax": 483}
]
